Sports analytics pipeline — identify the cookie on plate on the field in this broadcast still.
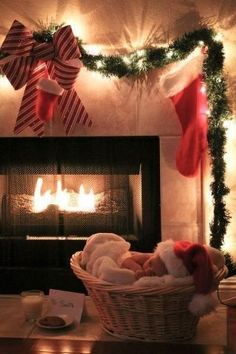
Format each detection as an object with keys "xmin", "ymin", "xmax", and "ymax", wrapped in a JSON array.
[{"xmin": 38, "ymin": 316, "xmax": 66, "ymax": 327}]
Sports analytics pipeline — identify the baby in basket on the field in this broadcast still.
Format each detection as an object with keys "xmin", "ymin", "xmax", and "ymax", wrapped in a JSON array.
[
  {"xmin": 81, "ymin": 233, "xmax": 226, "ymax": 316},
  {"xmin": 81, "ymin": 233, "xmax": 225, "ymax": 281},
  {"xmin": 121, "ymin": 239, "xmax": 225, "ymax": 280}
]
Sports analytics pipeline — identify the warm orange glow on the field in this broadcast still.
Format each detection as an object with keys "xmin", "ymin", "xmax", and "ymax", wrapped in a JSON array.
[
  {"xmin": 0, "ymin": 75, "xmax": 12, "ymax": 89},
  {"xmin": 33, "ymin": 178, "xmax": 95, "ymax": 213}
]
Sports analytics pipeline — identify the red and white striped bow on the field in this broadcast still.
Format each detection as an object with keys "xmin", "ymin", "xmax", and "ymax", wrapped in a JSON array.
[{"xmin": 0, "ymin": 20, "xmax": 92, "ymax": 136}]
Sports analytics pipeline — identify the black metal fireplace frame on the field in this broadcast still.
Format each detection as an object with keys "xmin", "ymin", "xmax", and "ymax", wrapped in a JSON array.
[{"xmin": 0, "ymin": 136, "xmax": 161, "ymax": 293}]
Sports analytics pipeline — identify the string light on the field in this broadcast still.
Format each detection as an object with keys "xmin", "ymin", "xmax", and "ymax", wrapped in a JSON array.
[
  {"xmin": 122, "ymin": 55, "xmax": 132, "ymax": 65},
  {"xmin": 213, "ymin": 32, "xmax": 224, "ymax": 42},
  {"xmin": 96, "ymin": 60, "xmax": 103, "ymax": 69},
  {"xmin": 137, "ymin": 58, "xmax": 145, "ymax": 69},
  {"xmin": 200, "ymin": 84, "xmax": 207, "ymax": 94},
  {"xmin": 136, "ymin": 49, "xmax": 146, "ymax": 58},
  {"xmin": 83, "ymin": 44, "xmax": 101, "ymax": 55},
  {"xmin": 166, "ymin": 50, "xmax": 174, "ymax": 59},
  {"xmin": 198, "ymin": 40, "xmax": 205, "ymax": 46}
]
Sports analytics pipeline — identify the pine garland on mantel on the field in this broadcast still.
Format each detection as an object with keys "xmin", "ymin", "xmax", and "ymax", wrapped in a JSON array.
[{"xmin": 0, "ymin": 23, "xmax": 234, "ymax": 268}]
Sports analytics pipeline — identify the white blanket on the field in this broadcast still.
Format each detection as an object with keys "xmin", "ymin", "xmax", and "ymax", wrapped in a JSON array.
[{"xmin": 81, "ymin": 233, "xmax": 194, "ymax": 287}]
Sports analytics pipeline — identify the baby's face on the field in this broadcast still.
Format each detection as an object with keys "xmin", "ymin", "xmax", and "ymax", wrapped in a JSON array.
[{"xmin": 143, "ymin": 254, "xmax": 168, "ymax": 276}]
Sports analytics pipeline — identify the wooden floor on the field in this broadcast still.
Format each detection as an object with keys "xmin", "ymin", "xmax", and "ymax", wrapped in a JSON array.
[{"xmin": 0, "ymin": 338, "xmax": 229, "ymax": 354}]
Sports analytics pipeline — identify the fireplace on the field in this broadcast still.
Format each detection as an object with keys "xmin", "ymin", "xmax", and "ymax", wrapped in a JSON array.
[{"xmin": 0, "ymin": 136, "xmax": 160, "ymax": 293}]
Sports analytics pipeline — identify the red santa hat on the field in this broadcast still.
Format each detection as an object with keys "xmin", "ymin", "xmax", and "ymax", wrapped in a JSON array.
[{"xmin": 155, "ymin": 239, "xmax": 217, "ymax": 316}]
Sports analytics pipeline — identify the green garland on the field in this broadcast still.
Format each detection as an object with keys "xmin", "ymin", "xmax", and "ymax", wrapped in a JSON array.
[{"xmin": 0, "ymin": 24, "xmax": 232, "ymax": 253}]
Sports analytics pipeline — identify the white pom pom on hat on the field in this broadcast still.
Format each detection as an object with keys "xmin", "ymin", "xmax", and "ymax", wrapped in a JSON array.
[
  {"xmin": 155, "ymin": 239, "xmax": 216, "ymax": 316},
  {"xmin": 37, "ymin": 78, "xmax": 64, "ymax": 95}
]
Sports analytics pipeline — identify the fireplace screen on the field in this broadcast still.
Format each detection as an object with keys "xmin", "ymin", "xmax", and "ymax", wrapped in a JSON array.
[
  {"xmin": 2, "ymin": 173, "xmax": 136, "ymax": 237},
  {"xmin": 0, "ymin": 137, "xmax": 160, "ymax": 250}
]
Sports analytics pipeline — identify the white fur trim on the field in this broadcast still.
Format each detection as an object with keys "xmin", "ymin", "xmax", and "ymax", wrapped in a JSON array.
[
  {"xmin": 159, "ymin": 47, "xmax": 205, "ymax": 97},
  {"xmin": 37, "ymin": 78, "xmax": 64, "ymax": 95},
  {"xmin": 156, "ymin": 239, "xmax": 189, "ymax": 278},
  {"xmin": 188, "ymin": 293, "xmax": 218, "ymax": 317}
]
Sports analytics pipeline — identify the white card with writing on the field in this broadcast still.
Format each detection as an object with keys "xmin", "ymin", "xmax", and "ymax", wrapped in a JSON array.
[{"xmin": 48, "ymin": 289, "xmax": 85, "ymax": 323}]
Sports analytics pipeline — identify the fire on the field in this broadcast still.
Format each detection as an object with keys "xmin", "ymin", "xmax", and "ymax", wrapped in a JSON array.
[{"xmin": 33, "ymin": 177, "xmax": 95, "ymax": 213}]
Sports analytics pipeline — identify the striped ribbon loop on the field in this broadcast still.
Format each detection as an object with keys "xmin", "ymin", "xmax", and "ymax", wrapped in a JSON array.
[
  {"xmin": 1, "ymin": 20, "xmax": 34, "ymax": 55},
  {"xmin": 53, "ymin": 25, "xmax": 81, "ymax": 60},
  {"xmin": 0, "ymin": 20, "xmax": 92, "ymax": 135},
  {"xmin": 53, "ymin": 25, "xmax": 82, "ymax": 90},
  {"xmin": 1, "ymin": 20, "xmax": 35, "ymax": 89}
]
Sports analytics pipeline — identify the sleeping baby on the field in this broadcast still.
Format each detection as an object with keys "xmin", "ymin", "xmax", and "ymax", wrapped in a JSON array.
[{"xmin": 80, "ymin": 232, "xmax": 226, "ymax": 316}]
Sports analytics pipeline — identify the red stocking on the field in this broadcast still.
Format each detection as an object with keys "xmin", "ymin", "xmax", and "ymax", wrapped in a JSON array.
[
  {"xmin": 170, "ymin": 74, "xmax": 208, "ymax": 177},
  {"xmin": 36, "ymin": 78, "xmax": 63, "ymax": 122}
]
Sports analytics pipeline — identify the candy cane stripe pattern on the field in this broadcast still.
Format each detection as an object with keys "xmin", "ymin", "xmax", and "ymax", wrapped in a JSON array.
[
  {"xmin": 54, "ymin": 58, "xmax": 82, "ymax": 90},
  {"xmin": 2, "ymin": 56, "xmax": 34, "ymax": 89},
  {"xmin": 53, "ymin": 25, "xmax": 82, "ymax": 91},
  {"xmin": 1, "ymin": 20, "xmax": 34, "ymax": 54},
  {"xmin": 14, "ymin": 62, "xmax": 46, "ymax": 136},
  {"xmin": 59, "ymin": 89, "xmax": 92, "ymax": 135},
  {"xmin": 54, "ymin": 25, "xmax": 81, "ymax": 60}
]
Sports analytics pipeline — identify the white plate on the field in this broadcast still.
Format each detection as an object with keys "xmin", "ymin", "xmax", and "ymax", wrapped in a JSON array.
[{"xmin": 37, "ymin": 314, "xmax": 74, "ymax": 329}]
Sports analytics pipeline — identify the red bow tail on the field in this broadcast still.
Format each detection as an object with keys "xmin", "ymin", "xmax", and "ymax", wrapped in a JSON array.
[
  {"xmin": 14, "ymin": 62, "xmax": 46, "ymax": 136},
  {"xmin": 58, "ymin": 89, "xmax": 92, "ymax": 135}
]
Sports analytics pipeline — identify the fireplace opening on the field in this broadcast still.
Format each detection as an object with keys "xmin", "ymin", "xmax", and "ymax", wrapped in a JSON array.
[
  {"xmin": 0, "ymin": 136, "xmax": 160, "ymax": 293},
  {"xmin": 2, "ymin": 173, "xmax": 137, "ymax": 239}
]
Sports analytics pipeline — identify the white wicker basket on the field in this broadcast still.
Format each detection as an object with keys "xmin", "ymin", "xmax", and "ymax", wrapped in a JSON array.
[{"xmin": 70, "ymin": 251, "xmax": 228, "ymax": 342}]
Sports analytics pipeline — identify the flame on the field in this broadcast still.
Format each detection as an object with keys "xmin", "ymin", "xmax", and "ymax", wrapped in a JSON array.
[{"xmin": 33, "ymin": 178, "xmax": 95, "ymax": 213}]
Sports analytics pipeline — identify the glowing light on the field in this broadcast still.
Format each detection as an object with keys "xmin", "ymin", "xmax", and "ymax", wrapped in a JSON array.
[
  {"xmin": 33, "ymin": 178, "xmax": 95, "ymax": 213},
  {"xmin": 224, "ymin": 119, "xmax": 236, "ymax": 140},
  {"xmin": 198, "ymin": 40, "xmax": 204, "ymax": 46},
  {"xmin": 213, "ymin": 33, "xmax": 224, "ymax": 42},
  {"xmin": 136, "ymin": 49, "xmax": 146, "ymax": 58},
  {"xmin": 83, "ymin": 44, "xmax": 101, "ymax": 55},
  {"xmin": 137, "ymin": 58, "xmax": 145, "ymax": 69},
  {"xmin": 55, "ymin": 180, "xmax": 69, "ymax": 210},
  {"xmin": 166, "ymin": 50, "xmax": 173, "ymax": 59},
  {"xmin": 77, "ymin": 185, "xmax": 95, "ymax": 212},
  {"xmin": 68, "ymin": 19, "xmax": 81, "ymax": 37},
  {"xmin": 200, "ymin": 84, "xmax": 207, "ymax": 94},
  {"xmin": 123, "ymin": 55, "xmax": 131, "ymax": 65},
  {"xmin": 223, "ymin": 119, "xmax": 236, "ymax": 173},
  {"xmin": 0, "ymin": 75, "xmax": 12, "ymax": 89},
  {"xmin": 222, "ymin": 236, "xmax": 236, "ymax": 256},
  {"xmin": 96, "ymin": 60, "xmax": 103, "ymax": 69}
]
